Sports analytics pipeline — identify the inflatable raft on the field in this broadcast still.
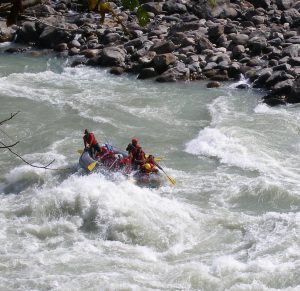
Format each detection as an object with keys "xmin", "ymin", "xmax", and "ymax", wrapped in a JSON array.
[{"xmin": 79, "ymin": 146, "xmax": 163, "ymax": 188}]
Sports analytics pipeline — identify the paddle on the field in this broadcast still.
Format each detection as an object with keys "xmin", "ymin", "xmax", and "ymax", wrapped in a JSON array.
[
  {"xmin": 87, "ymin": 161, "xmax": 97, "ymax": 171},
  {"xmin": 78, "ymin": 149, "xmax": 97, "ymax": 171},
  {"xmin": 145, "ymin": 154, "xmax": 162, "ymax": 162},
  {"xmin": 154, "ymin": 162, "xmax": 176, "ymax": 186}
]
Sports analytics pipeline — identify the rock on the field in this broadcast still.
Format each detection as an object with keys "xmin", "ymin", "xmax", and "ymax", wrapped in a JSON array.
[
  {"xmin": 208, "ymin": 25, "xmax": 224, "ymax": 40},
  {"xmin": 156, "ymin": 62, "xmax": 190, "ymax": 82},
  {"xmin": 137, "ymin": 67, "xmax": 158, "ymax": 79},
  {"xmin": 15, "ymin": 22, "xmax": 38, "ymax": 43},
  {"xmin": 265, "ymin": 70, "xmax": 292, "ymax": 87},
  {"xmin": 273, "ymin": 63, "xmax": 292, "ymax": 71},
  {"xmin": 69, "ymin": 47, "xmax": 80, "ymax": 55},
  {"xmin": 272, "ymin": 79, "xmax": 294, "ymax": 94},
  {"xmin": 286, "ymin": 78, "xmax": 300, "ymax": 103},
  {"xmin": 168, "ymin": 21, "xmax": 202, "ymax": 34},
  {"xmin": 196, "ymin": 35, "xmax": 214, "ymax": 52},
  {"xmin": 289, "ymin": 57, "xmax": 300, "ymax": 66},
  {"xmin": 247, "ymin": 0, "xmax": 271, "ymax": 9},
  {"xmin": 81, "ymin": 49, "xmax": 100, "ymax": 58},
  {"xmin": 141, "ymin": 2, "xmax": 163, "ymax": 15},
  {"xmin": 283, "ymin": 44, "xmax": 300, "ymax": 57},
  {"xmin": 150, "ymin": 40, "xmax": 175, "ymax": 54},
  {"xmin": 286, "ymin": 36, "xmax": 300, "ymax": 44},
  {"xmin": 210, "ymin": 70, "xmax": 229, "ymax": 81},
  {"xmin": 253, "ymin": 68, "xmax": 273, "ymax": 86},
  {"xmin": 26, "ymin": 4, "xmax": 57, "ymax": 17},
  {"xmin": 207, "ymin": 81, "xmax": 221, "ymax": 88},
  {"xmin": 152, "ymin": 53, "xmax": 177, "ymax": 73},
  {"xmin": 229, "ymin": 33, "xmax": 249, "ymax": 45},
  {"xmin": 101, "ymin": 33, "xmax": 121, "ymax": 45},
  {"xmin": 99, "ymin": 47, "xmax": 126, "ymax": 66},
  {"xmin": 276, "ymin": 0, "xmax": 294, "ymax": 9},
  {"xmin": 252, "ymin": 15, "xmax": 265, "ymax": 25},
  {"xmin": 282, "ymin": 9, "xmax": 300, "ymax": 27},
  {"xmin": 54, "ymin": 42, "xmax": 68, "ymax": 52},
  {"xmin": 264, "ymin": 96, "xmax": 287, "ymax": 106},
  {"xmin": 5, "ymin": 47, "xmax": 28, "ymax": 54},
  {"xmin": 124, "ymin": 36, "xmax": 148, "ymax": 49},
  {"xmin": 236, "ymin": 84, "xmax": 250, "ymax": 89},
  {"xmin": 138, "ymin": 51, "xmax": 156, "ymax": 66},
  {"xmin": 39, "ymin": 26, "xmax": 71, "ymax": 48},
  {"xmin": 71, "ymin": 59, "xmax": 86, "ymax": 67},
  {"xmin": 68, "ymin": 39, "xmax": 81, "ymax": 48},
  {"xmin": 228, "ymin": 62, "xmax": 242, "ymax": 79},
  {"xmin": 232, "ymin": 45, "xmax": 246, "ymax": 58},
  {"xmin": 248, "ymin": 36, "xmax": 267, "ymax": 54},
  {"xmin": 163, "ymin": 1, "xmax": 187, "ymax": 14},
  {"xmin": 110, "ymin": 67, "xmax": 124, "ymax": 75}
]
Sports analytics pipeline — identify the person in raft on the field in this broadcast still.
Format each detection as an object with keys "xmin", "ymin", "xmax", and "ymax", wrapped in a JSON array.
[
  {"xmin": 140, "ymin": 162, "xmax": 158, "ymax": 174},
  {"xmin": 132, "ymin": 145, "xmax": 146, "ymax": 170},
  {"xmin": 83, "ymin": 129, "xmax": 101, "ymax": 158},
  {"xmin": 126, "ymin": 138, "xmax": 139, "ymax": 156}
]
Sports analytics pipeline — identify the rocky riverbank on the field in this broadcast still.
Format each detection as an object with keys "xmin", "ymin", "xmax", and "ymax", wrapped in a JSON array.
[{"xmin": 0, "ymin": 0, "xmax": 299, "ymax": 105}]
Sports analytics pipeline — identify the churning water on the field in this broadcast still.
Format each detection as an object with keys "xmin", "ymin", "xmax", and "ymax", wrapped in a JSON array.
[{"xmin": 0, "ymin": 46, "xmax": 300, "ymax": 290}]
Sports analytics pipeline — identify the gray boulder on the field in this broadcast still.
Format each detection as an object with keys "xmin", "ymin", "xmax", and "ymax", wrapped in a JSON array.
[
  {"xmin": 137, "ymin": 67, "xmax": 158, "ymax": 79},
  {"xmin": 15, "ymin": 22, "xmax": 38, "ymax": 43},
  {"xmin": 150, "ymin": 40, "xmax": 176, "ymax": 54},
  {"xmin": 99, "ymin": 47, "xmax": 126, "ymax": 66},
  {"xmin": 156, "ymin": 62, "xmax": 190, "ymax": 82},
  {"xmin": 152, "ymin": 53, "xmax": 177, "ymax": 73}
]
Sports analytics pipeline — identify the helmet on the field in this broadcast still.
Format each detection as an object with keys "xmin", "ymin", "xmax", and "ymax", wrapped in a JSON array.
[
  {"xmin": 132, "ymin": 138, "xmax": 138, "ymax": 145},
  {"xmin": 101, "ymin": 146, "xmax": 107, "ymax": 152},
  {"xmin": 144, "ymin": 163, "xmax": 151, "ymax": 170}
]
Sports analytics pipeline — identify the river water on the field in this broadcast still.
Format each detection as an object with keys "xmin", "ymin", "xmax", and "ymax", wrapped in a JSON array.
[{"xmin": 0, "ymin": 45, "xmax": 300, "ymax": 290}]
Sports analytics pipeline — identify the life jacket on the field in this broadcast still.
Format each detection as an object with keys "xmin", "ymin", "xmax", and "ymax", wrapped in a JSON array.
[
  {"xmin": 84, "ymin": 132, "xmax": 98, "ymax": 146},
  {"xmin": 133, "ymin": 150, "xmax": 146, "ymax": 166},
  {"xmin": 140, "ymin": 162, "xmax": 158, "ymax": 174},
  {"xmin": 126, "ymin": 143, "xmax": 139, "ymax": 155}
]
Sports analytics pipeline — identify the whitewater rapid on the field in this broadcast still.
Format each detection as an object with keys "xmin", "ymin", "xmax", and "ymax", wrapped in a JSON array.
[{"xmin": 0, "ymin": 52, "xmax": 300, "ymax": 290}]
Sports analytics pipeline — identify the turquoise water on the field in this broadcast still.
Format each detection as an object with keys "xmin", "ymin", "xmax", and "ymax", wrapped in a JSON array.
[{"xmin": 0, "ymin": 45, "xmax": 300, "ymax": 290}]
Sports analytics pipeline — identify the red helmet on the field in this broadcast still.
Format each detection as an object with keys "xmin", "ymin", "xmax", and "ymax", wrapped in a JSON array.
[
  {"xmin": 132, "ymin": 138, "xmax": 138, "ymax": 145},
  {"xmin": 101, "ymin": 146, "xmax": 107, "ymax": 152}
]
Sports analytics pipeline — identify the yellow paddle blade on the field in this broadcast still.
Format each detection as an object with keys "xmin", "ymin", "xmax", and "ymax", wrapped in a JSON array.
[
  {"xmin": 87, "ymin": 161, "xmax": 97, "ymax": 171},
  {"xmin": 145, "ymin": 155, "xmax": 163, "ymax": 162},
  {"xmin": 167, "ymin": 175, "xmax": 176, "ymax": 186},
  {"xmin": 77, "ymin": 149, "xmax": 83, "ymax": 154}
]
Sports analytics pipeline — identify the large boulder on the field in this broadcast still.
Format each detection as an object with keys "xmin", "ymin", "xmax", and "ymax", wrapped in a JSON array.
[
  {"xmin": 15, "ymin": 22, "xmax": 39, "ymax": 43},
  {"xmin": 141, "ymin": 2, "xmax": 163, "ymax": 15},
  {"xmin": 99, "ymin": 47, "xmax": 126, "ymax": 66},
  {"xmin": 150, "ymin": 40, "xmax": 175, "ymax": 54},
  {"xmin": 152, "ymin": 53, "xmax": 177, "ymax": 73},
  {"xmin": 0, "ymin": 21, "xmax": 15, "ymax": 42},
  {"xmin": 283, "ymin": 44, "xmax": 300, "ymax": 57},
  {"xmin": 156, "ymin": 62, "xmax": 190, "ymax": 82},
  {"xmin": 163, "ymin": 1, "xmax": 187, "ymax": 14},
  {"xmin": 38, "ymin": 27, "xmax": 72, "ymax": 48},
  {"xmin": 137, "ymin": 67, "xmax": 158, "ymax": 79},
  {"xmin": 286, "ymin": 78, "xmax": 300, "ymax": 103}
]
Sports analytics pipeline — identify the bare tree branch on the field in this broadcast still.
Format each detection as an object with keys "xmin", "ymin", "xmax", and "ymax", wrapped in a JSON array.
[
  {"xmin": 0, "ymin": 140, "xmax": 19, "ymax": 148},
  {"xmin": 0, "ymin": 112, "xmax": 71, "ymax": 171},
  {"xmin": 0, "ymin": 141, "xmax": 70, "ymax": 170},
  {"xmin": 0, "ymin": 111, "xmax": 20, "ymax": 126}
]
